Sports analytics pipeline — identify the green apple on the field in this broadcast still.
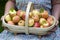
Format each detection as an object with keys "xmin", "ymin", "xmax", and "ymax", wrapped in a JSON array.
[
  {"xmin": 9, "ymin": 8, "xmax": 16, "ymax": 17},
  {"xmin": 43, "ymin": 22, "xmax": 49, "ymax": 28},
  {"xmin": 39, "ymin": 18, "xmax": 47, "ymax": 25},
  {"xmin": 5, "ymin": 15, "xmax": 11, "ymax": 22}
]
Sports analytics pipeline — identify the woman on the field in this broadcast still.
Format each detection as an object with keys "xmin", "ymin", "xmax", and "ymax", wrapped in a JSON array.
[{"xmin": 0, "ymin": 0, "xmax": 60, "ymax": 40}]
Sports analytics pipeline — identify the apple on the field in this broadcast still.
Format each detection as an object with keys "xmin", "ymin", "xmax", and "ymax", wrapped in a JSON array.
[
  {"xmin": 32, "ymin": 15, "xmax": 39, "ymax": 22},
  {"xmin": 41, "ymin": 10, "xmax": 48, "ymax": 19},
  {"xmin": 32, "ymin": 10, "xmax": 40, "ymax": 16},
  {"xmin": 28, "ymin": 18, "xmax": 34, "ymax": 27},
  {"xmin": 29, "ymin": 12, "xmax": 33, "ymax": 17},
  {"xmin": 43, "ymin": 22, "xmax": 49, "ymax": 28},
  {"xmin": 47, "ymin": 16, "xmax": 54, "ymax": 25},
  {"xmin": 9, "ymin": 9, "xmax": 16, "ymax": 17},
  {"xmin": 18, "ymin": 20, "xmax": 25, "ymax": 26},
  {"xmin": 16, "ymin": 10, "xmax": 21, "ymax": 16},
  {"xmin": 22, "ymin": 14, "xmax": 25, "ymax": 20},
  {"xmin": 34, "ymin": 22, "xmax": 40, "ymax": 28},
  {"xmin": 5, "ymin": 15, "xmax": 11, "ymax": 22},
  {"xmin": 8, "ymin": 21, "xmax": 14, "ymax": 25},
  {"xmin": 17, "ymin": 10, "xmax": 25, "ymax": 17},
  {"xmin": 12, "ymin": 15, "xmax": 20, "ymax": 23},
  {"xmin": 40, "ymin": 25, "xmax": 44, "ymax": 28},
  {"xmin": 39, "ymin": 18, "xmax": 47, "ymax": 25}
]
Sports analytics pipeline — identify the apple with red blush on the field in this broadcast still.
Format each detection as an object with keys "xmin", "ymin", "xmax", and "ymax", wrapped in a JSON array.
[
  {"xmin": 17, "ymin": 10, "xmax": 25, "ymax": 17},
  {"xmin": 8, "ymin": 21, "xmax": 14, "ymax": 25},
  {"xmin": 12, "ymin": 15, "xmax": 20, "ymax": 23},
  {"xmin": 34, "ymin": 22, "xmax": 40, "ymax": 28},
  {"xmin": 32, "ymin": 15, "xmax": 39, "ymax": 22}
]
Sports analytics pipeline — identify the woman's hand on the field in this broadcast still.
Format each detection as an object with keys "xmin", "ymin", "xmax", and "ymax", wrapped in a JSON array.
[{"xmin": 47, "ymin": 20, "xmax": 59, "ymax": 35}]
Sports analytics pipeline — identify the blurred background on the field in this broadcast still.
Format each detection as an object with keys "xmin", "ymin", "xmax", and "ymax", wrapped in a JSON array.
[
  {"xmin": 0, "ymin": 0, "xmax": 60, "ymax": 33},
  {"xmin": 0, "ymin": 0, "xmax": 7, "ymax": 33}
]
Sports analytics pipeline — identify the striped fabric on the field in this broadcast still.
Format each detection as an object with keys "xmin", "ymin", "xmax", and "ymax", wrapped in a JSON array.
[
  {"xmin": 16, "ymin": 0, "xmax": 51, "ymax": 12},
  {"xmin": 0, "ymin": 27, "xmax": 60, "ymax": 40}
]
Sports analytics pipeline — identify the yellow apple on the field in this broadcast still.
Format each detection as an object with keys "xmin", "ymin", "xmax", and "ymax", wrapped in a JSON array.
[
  {"xmin": 5, "ymin": 15, "xmax": 11, "ymax": 22},
  {"xmin": 28, "ymin": 18, "xmax": 34, "ymax": 27},
  {"xmin": 39, "ymin": 18, "xmax": 47, "ymax": 25},
  {"xmin": 32, "ymin": 9, "xmax": 40, "ymax": 16},
  {"xmin": 32, "ymin": 15, "xmax": 39, "ymax": 22},
  {"xmin": 9, "ymin": 9, "xmax": 16, "ymax": 17},
  {"xmin": 18, "ymin": 20, "xmax": 25, "ymax": 26}
]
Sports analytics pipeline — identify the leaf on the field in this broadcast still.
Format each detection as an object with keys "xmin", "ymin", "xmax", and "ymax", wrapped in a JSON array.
[
  {"xmin": 10, "ymin": 8, "xmax": 15, "ymax": 12},
  {"xmin": 40, "ymin": 8, "xmax": 44, "ymax": 13}
]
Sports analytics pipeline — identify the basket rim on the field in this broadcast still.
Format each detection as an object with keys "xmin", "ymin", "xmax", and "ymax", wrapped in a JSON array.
[{"xmin": 3, "ymin": 15, "xmax": 56, "ymax": 30}]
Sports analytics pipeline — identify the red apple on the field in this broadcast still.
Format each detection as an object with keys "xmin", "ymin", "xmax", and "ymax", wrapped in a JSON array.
[
  {"xmin": 34, "ymin": 22, "xmax": 40, "ymax": 28},
  {"xmin": 32, "ymin": 15, "xmax": 39, "ymax": 22},
  {"xmin": 22, "ymin": 14, "xmax": 26, "ymax": 20},
  {"xmin": 12, "ymin": 15, "xmax": 20, "ymax": 23},
  {"xmin": 8, "ymin": 21, "xmax": 14, "ymax": 25},
  {"xmin": 18, "ymin": 20, "xmax": 25, "ymax": 26},
  {"xmin": 16, "ymin": 10, "xmax": 21, "ymax": 16},
  {"xmin": 17, "ymin": 10, "xmax": 25, "ymax": 17},
  {"xmin": 5, "ymin": 15, "xmax": 11, "ymax": 22},
  {"xmin": 47, "ymin": 16, "xmax": 54, "ymax": 25}
]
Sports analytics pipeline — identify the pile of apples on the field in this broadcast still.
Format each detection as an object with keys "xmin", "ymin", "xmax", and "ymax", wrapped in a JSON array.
[
  {"xmin": 4, "ymin": 8, "xmax": 54, "ymax": 28},
  {"xmin": 5, "ymin": 8, "xmax": 25, "ymax": 26}
]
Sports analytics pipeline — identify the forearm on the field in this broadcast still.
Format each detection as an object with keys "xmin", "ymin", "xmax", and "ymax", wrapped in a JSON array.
[
  {"xmin": 52, "ymin": 0, "xmax": 60, "ymax": 20},
  {"xmin": 4, "ymin": 0, "xmax": 15, "ymax": 15},
  {"xmin": 52, "ymin": 4, "xmax": 60, "ymax": 20}
]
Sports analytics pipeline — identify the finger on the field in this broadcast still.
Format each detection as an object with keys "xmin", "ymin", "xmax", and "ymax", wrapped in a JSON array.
[
  {"xmin": 47, "ymin": 32, "xmax": 52, "ymax": 35},
  {"xmin": 56, "ymin": 20, "xmax": 59, "ymax": 26},
  {"xmin": 49, "ymin": 26, "xmax": 57, "ymax": 32}
]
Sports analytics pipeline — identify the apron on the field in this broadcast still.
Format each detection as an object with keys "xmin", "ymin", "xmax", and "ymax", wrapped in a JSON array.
[{"xmin": 16, "ymin": 0, "xmax": 51, "ymax": 14}]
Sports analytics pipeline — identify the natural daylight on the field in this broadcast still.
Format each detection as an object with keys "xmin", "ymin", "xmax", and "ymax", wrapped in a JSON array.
[{"xmin": 0, "ymin": 0, "xmax": 60, "ymax": 40}]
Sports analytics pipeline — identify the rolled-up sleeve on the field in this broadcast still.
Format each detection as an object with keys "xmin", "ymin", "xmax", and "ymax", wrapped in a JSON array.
[{"xmin": 52, "ymin": 0, "xmax": 60, "ymax": 5}]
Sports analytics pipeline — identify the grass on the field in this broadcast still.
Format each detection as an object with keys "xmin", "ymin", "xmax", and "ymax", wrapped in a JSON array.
[{"xmin": 0, "ymin": 0, "xmax": 7, "ymax": 33}]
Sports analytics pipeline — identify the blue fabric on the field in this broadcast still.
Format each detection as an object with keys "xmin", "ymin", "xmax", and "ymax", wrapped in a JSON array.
[
  {"xmin": 16, "ymin": 0, "xmax": 51, "ymax": 10},
  {"xmin": 0, "ymin": 27, "xmax": 60, "ymax": 40},
  {"xmin": 16, "ymin": 0, "xmax": 51, "ymax": 14}
]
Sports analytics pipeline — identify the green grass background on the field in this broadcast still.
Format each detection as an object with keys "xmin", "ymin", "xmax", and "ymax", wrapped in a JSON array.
[
  {"xmin": 0, "ymin": 0, "xmax": 7, "ymax": 33},
  {"xmin": 0, "ymin": 0, "xmax": 60, "ymax": 33}
]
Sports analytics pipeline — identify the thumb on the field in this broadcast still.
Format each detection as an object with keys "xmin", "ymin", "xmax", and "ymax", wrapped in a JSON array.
[{"xmin": 55, "ymin": 20, "xmax": 59, "ymax": 26}]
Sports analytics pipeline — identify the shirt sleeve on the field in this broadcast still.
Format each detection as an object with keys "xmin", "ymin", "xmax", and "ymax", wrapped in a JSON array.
[{"xmin": 52, "ymin": 0, "xmax": 60, "ymax": 5}]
